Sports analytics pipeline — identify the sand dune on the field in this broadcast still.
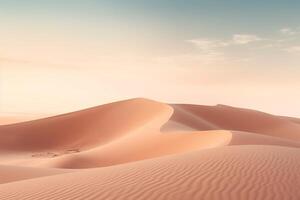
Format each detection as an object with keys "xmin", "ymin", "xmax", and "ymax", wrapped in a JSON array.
[
  {"xmin": 229, "ymin": 131, "xmax": 300, "ymax": 147},
  {"xmin": 0, "ymin": 98, "xmax": 172, "ymax": 152},
  {"xmin": 281, "ymin": 116, "xmax": 300, "ymax": 124},
  {"xmin": 1, "ymin": 98, "xmax": 300, "ymax": 199},
  {"xmin": 0, "ymin": 114, "xmax": 49, "ymax": 126},
  {"xmin": 167, "ymin": 104, "xmax": 300, "ymax": 141},
  {"xmin": 27, "ymin": 130, "xmax": 231, "ymax": 168},
  {"xmin": 0, "ymin": 99, "xmax": 231, "ymax": 168},
  {"xmin": 0, "ymin": 146, "xmax": 300, "ymax": 200},
  {"xmin": 0, "ymin": 165, "xmax": 70, "ymax": 184}
]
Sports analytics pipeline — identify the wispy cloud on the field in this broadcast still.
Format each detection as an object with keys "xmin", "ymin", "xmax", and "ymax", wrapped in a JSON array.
[
  {"xmin": 280, "ymin": 28, "xmax": 297, "ymax": 36},
  {"xmin": 185, "ymin": 34, "xmax": 261, "ymax": 64},
  {"xmin": 184, "ymin": 38, "xmax": 229, "ymax": 64},
  {"xmin": 181, "ymin": 27, "xmax": 300, "ymax": 66},
  {"xmin": 232, "ymin": 34, "xmax": 262, "ymax": 44},
  {"xmin": 154, "ymin": 52, "xmax": 227, "ymax": 66},
  {"xmin": 170, "ymin": 39, "xmax": 226, "ymax": 65},
  {"xmin": 187, "ymin": 34, "xmax": 262, "ymax": 49},
  {"xmin": 184, "ymin": 34, "xmax": 262, "ymax": 65},
  {"xmin": 186, "ymin": 39, "xmax": 229, "ymax": 52},
  {"xmin": 285, "ymin": 46, "xmax": 300, "ymax": 53}
]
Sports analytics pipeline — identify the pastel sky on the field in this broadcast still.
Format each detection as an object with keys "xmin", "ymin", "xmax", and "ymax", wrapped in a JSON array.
[{"xmin": 1, "ymin": 0, "xmax": 300, "ymax": 118}]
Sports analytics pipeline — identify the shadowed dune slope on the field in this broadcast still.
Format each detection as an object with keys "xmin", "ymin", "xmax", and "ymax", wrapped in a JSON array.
[
  {"xmin": 280, "ymin": 116, "xmax": 300, "ymax": 124},
  {"xmin": 167, "ymin": 104, "xmax": 300, "ymax": 141},
  {"xmin": 229, "ymin": 131, "xmax": 300, "ymax": 147},
  {"xmin": 0, "ymin": 98, "xmax": 172, "ymax": 152},
  {"xmin": 0, "ymin": 146, "xmax": 300, "ymax": 200}
]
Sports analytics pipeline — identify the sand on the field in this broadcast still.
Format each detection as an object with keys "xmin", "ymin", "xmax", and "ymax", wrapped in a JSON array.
[
  {"xmin": 166, "ymin": 104, "xmax": 300, "ymax": 140},
  {"xmin": 0, "ymin": 165, "xmax": 70, "ymax": 184},
  {"xmin": 0, "ymin": 98, "xmax": 300, "ymax": 199}
]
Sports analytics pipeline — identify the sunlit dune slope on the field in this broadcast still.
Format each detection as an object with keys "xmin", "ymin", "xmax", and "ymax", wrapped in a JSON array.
[{"xmin": 28, "ymin": 130, "xmax": 231, "ymax": 168}]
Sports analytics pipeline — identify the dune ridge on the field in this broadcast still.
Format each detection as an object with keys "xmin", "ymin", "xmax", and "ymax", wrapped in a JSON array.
[
  {"xmin": 0, "ymin": 98, "xmax": 172, "ymax": 152},
  {"xmin": 0, "ymin": 98, "xmax": 300, "ymax": 199},
  {"xmin": 0, "ymin": 99, "xmax": 232, "ymax": 168},
  {"xmin": 166, "ymin": 104, "xmax": 300, "ymax": 141}
]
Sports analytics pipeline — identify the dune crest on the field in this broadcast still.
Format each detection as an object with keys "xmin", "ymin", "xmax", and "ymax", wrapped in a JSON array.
[
  {"xmin": 1, "ymin": 98, "xmax": 300, "ymax": 199},
  {"xmin": 0, "ymin": 98, "xmax": 172, "ymax": 152},
  {"xmin": 166, "ymin": 104, "xmax": 300, "ymax": 141}
]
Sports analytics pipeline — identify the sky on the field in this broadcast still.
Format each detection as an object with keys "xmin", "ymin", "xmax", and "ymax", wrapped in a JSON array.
[{"xmin": 1, "ymin": 0, "xmax": 300, "ymax": 118}]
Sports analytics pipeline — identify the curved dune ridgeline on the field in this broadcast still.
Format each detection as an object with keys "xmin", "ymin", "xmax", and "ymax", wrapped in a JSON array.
[{"xmin": 1, "ymin": 98, "xmax": 300, "ymax": 199}]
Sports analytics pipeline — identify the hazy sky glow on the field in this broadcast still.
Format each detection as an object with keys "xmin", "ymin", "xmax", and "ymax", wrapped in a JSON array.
[{"xmin": 1, "ymin": 0, "xmax": 300, "ymax": 117}]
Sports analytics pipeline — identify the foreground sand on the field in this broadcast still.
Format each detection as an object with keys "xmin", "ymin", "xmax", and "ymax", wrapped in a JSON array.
[{"xmin": 0, "ymin": 98, "xmax": 300, "ymax": 199}]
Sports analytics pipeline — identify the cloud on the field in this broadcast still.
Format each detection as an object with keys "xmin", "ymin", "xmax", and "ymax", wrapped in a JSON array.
[
  {"xmin": 179, "ymin": 39, "xmax": 225, "ymax": 65},
  {"xmin": 285, "ymin": 46, "xmax": 300, "ymax": 53},
  {"xmin": 187, "ymin": 34, "xmax": 262, "ymax": 50},
  {"xmin": 184, "ymin": 38, "xmax": 229, "ymax": 64},
  {"xmin": 232, "ymin": 34, "xmax": 262, "ymax": 44},
  {"xmin": 155, "ymin": 52, "xmax": 227, "ymax": 66},
  {"xmin": 186, "ymin": 39, "xmax": 229, "ymax": 52},
  {"xmin": 280, "ymin": 28, "xmax": 297, "ymax": 36},
  {"xmin": 185, "ymin": 35, "xmax": 262, "ymax": 65}
]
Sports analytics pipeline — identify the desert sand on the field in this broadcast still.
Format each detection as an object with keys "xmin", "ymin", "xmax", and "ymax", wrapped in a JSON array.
[{"xmin": 0, "ymin": 98, "xmax": 300, "ymax": 199}]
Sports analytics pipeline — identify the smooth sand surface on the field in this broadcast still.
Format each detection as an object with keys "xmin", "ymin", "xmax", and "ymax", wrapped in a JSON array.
[
  {"xmin": 0, "ymin": 146, "xmax": 300, "ymax": 200},
  {"xmin": 25, "ymin": 130, "xmax": 232, "ymax": 168},
  {"xmin": 0, "ymin": 98, "xmax": 300, "ymax": 199},
  {"xmin": 0, "ymin": 165, "xmax": 71, "ymax": 184}
]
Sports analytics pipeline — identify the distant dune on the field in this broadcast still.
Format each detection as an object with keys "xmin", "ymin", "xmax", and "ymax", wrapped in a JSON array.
[
  {"xmin": 166, "ymin": 104, "xmax": 300, "ymax": 140},
  {"xmin": 0, "ymin": 98, "xmax": 300, "ymax": 199},
  {"xmin": 0, "ymin": 115, "xmax": 41, "ymax": 126}
]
